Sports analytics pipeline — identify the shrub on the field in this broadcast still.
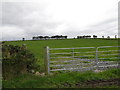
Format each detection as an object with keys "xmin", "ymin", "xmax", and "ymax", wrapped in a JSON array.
[{"xmin": 2, "ymin": 44, "xmax": 39, "ymax": 80}]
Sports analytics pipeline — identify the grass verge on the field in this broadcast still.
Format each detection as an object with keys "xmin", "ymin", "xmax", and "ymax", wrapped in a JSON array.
[{"xmin": 2, "ymin": 68, "xmax": 120, "ymax": 88}]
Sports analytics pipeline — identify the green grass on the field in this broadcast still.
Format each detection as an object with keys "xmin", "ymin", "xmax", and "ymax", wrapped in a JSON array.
[
  {"xmin": 2, "ymin": 68, "xmax": 120, "ymax": 88},
  {"xmin": 5, "ymin": 39, "xmax": 118, "ymax": 72},
  {"xmin": 3, "ymin": 39, "xmax": 119, "ymax": 88}
]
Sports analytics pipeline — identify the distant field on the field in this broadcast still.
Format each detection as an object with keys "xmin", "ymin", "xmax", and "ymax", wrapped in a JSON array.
[{"xmin": 6, "ymin": 39, "xmax": 118, "ymax": 72}]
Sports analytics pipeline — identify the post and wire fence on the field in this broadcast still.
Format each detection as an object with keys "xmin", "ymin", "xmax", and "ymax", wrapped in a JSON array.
[{"xmin": 44, "ymin": 46, "xmax": 120, "ymax": 75}]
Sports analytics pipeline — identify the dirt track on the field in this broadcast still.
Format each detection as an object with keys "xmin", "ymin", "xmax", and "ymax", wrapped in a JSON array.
[
  {"xmin": 61, "ymin": 79, "xmax": 119, "ymax": 88},
  {"xmin": 75, "ymin": 79, "xmax": 119, "ymax": 88}
]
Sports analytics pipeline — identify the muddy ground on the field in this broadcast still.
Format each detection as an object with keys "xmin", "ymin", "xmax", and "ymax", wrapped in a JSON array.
[{"xmin": 60, "ymin": 78, "xmax": 119, "ymax": 88}]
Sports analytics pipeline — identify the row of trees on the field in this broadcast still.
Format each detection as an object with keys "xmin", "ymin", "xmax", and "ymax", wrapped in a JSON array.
[
  {"xmin": 77, "ymin": 35, "xmax": 117, "ymax": 39},
  {"xmin": 31, "ymin": 35, "xmax": 118, "ymax": 40},
  {"xmin": 32, "ymin": 35, "xmax": 67, "ymax": 40},
  {"xmin": 77, "ymin": 35, "xmax": 97, "ymax": 39}
]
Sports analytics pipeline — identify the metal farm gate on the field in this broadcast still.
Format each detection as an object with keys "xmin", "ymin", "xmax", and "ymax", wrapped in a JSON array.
[
  {"xmin": 44, "ymin": 46, "xmax": 119, "ymax": 75},
  {"xmin": 96, "ymin": 46, "xmax": 119, "ymax": 70}
]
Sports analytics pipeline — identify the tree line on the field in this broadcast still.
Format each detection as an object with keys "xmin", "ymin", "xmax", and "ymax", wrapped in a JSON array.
[
  {"xmin": 32, "ymin": 35, "xmax": 67, "ymax": 40},
  {"xmin": 77, "ymin": 35, "xmax": 97, "ymax": 39},
  {"xmin": 30, "ymin": 35, "xmax": 117, "ymax": 41}
]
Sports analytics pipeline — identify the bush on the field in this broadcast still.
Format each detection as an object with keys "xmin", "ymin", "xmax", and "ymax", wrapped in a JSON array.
[{"xmin": 2, "ymin": 44, "xmax": 39, "ymax": 80}]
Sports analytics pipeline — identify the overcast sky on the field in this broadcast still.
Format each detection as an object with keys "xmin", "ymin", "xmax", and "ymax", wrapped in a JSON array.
[{"xmin": 1, "ymin": 0, "xmax": 119, "ymax": 41}]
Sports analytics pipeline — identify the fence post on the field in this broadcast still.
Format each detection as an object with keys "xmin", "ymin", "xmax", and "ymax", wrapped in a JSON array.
[{"xmin": 44, "ymin": 46, "xmax": 50, "ymax": 75}]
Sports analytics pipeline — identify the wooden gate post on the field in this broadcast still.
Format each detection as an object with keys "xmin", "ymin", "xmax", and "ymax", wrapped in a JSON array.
[{"xmin": 44, "ymin": 46, "xmax": 50, "ymax": 75}]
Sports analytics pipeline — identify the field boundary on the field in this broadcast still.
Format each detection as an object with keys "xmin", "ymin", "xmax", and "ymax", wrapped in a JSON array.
[{"xmin": 44, "ymin": 46, "xmax": 120, "ymax": 75}]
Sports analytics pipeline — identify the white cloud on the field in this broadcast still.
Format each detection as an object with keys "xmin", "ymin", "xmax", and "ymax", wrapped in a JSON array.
[
  {"xmin": 1, "ymin": 0, "xmax": 119, "ymax": 41},
  {"xmin": 1, "ymin": 26, "xmax": 26, "ymax": 41}
]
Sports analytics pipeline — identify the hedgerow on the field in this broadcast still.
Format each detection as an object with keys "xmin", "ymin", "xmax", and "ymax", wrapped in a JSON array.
[{"xmin": 2, "ymin": 43, "xmax": 39, "ymax": 80}]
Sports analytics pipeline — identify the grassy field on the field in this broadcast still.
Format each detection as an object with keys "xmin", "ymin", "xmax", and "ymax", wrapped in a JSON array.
[
  {"xmin": 3, "ymin": 68, "xmax": 120, "ymax": 88},
  {"xmin": 3, "ymin": 38, "xmax": 119, "ymax": 88},
  {"xmin": 6, "ymin": 38, "xmax": 118, "ymax": 72}
]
